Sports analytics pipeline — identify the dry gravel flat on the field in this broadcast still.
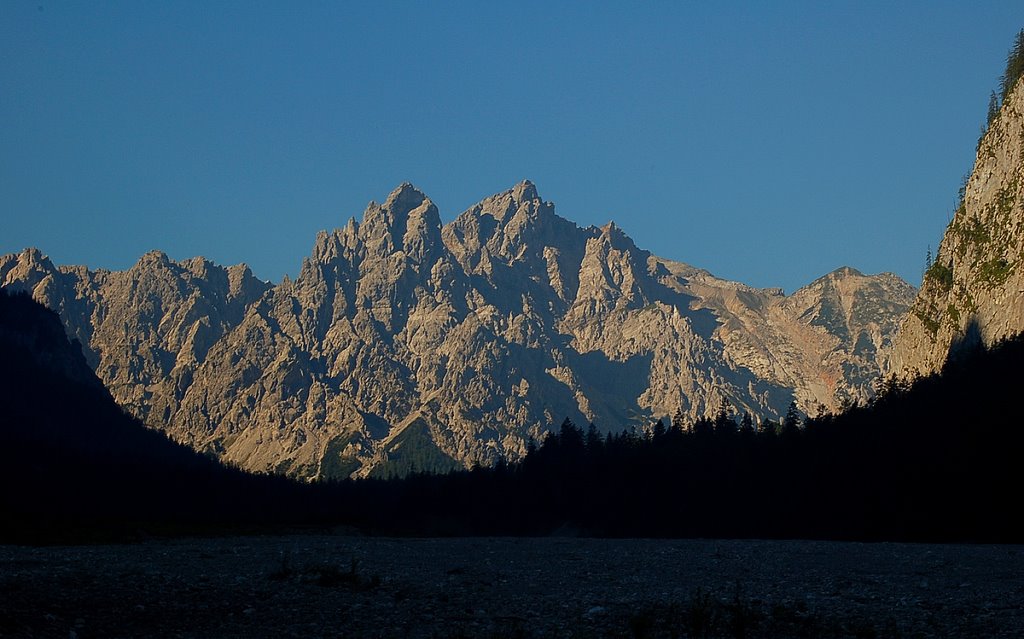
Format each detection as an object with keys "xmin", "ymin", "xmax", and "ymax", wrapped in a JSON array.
[{"xmin": 1, "ymin": 535, "xmax": 1022, "ymax": 638}]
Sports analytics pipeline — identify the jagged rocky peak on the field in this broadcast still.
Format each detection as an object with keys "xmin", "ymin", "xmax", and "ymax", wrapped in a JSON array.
[
  {"xmin": 597, "ymin": 220, "xmax": 645, "ymax": 255},
  {"xmin": 385, "ymin": 181, "xmax": 431, "ymax": 212},
  {"xmin": 573, "ymin": 220, "xmax": 650, "ymax": 306},
  {"xmin": 311, "ymin": 229, "xmax": 342, "ymax": 263},
  {"xmin": 305, "ymin": 182, "xmax": 446, "ymax": 282},
  {"xmin": 377, "ymin": 182, "xmax": 439, "ymax": 228},
  {"xmin": 123, "ymin": 251, "xmax": 182, "ymax": 287},
  {"xmin": 447, "ymin": 180, "xmax": 552, "ymax": 242},
  {"xmin": 310, "ymin": 216, "xmax": 362, "ymax": 267},
  {"xmin": 359, "ymin": 182, "xmax": 442, "ymax": 259},
  {"xmin": 18, "ymin": 247, "xmax": 49, "ymax": 266},
  {"xmin": 443, "ymin": 179, "xmax": 586, "ymax": 274},
  {"xmin": 477, "ymin": 179, "xmax": 546, "ymax": 222},
  {"xmin": 2, "ymin": 247, "xmax": 57, "ymax": 276},
  {"xmin": 224, "ymin": 264, "xmax": 263, "ymax": 300},
  {"xmin": 135, "ymin": 249, "xmax": 174, "ymax": 269},
  {"xmin": 512, "ymin": 178, "xmax": 539, "ymax": 202},
  {"xmin": 182, "ymin": 256, "xmax": 214, "ymax": 278},
  {"xmin": 399, "ymin": 193, "xmax": 444, "ymax": 266},
  {"xmin": 0, "ymin": 248, "xmax": 59, "ymax": 292}
]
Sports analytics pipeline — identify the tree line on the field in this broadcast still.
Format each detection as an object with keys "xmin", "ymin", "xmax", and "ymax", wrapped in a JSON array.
[{"xmin": 339, "ymin": 331, "xmax": 1024, "ymax": 542}]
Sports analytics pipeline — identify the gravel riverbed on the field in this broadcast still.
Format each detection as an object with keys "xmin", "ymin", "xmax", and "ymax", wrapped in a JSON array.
[{"xmin": 2, "ymin": 535, "xmax": 1022, "ymax": 638}]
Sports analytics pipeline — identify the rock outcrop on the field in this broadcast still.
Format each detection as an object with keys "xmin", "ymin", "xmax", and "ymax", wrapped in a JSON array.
[
  {"xmin": 891, "ymin": 77, "xmax": 1024, "ymax": 377},
  {"xmin": 2, "ymin": 182, "xmax": 914, "ymax": 477}
]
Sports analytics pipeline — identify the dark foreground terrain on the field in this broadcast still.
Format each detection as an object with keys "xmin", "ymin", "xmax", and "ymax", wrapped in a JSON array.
[{"xmin": 1, "ymin": 536, "xmax": 1022, "ymax": 638}]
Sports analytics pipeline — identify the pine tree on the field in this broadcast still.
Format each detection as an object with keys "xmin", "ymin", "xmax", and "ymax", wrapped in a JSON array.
[
  {"xmin": 987, "ymin": 91, "xmax": 1000, "ymax": 127},
  {"xmin": 782, "ymin": 401, "xmax": 802, "ymax": 437},
  {"xmin": 559, "ymin": 417, "xmax": 584, "ymax": 453},
  {"xmin": 672, "ymin": 405, "xmax": 687, "ymax": 433},
  {"xmin": 999, "ymin": 29, "xmax": 1024, "ymax": 102},
  {"xmin": 585, "ymin": 422, "xmax": 602, "ymax": 451},
  {"xmin": 739, "ymin": 411, "xmax": 755, "ymax": 437},
  {"xmin": 693, "ymin": 415, "xmax": 714, "ymax": 437},
  {"xmin": 957, "ymin": 172, "xmax": 970, "ymax": 212},
  {"xmin": 714, "ymin": 397, "xmax": 737, "ymax": 436}
]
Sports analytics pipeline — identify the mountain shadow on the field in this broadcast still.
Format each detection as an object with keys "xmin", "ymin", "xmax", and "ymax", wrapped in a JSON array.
[{"xmin": 947, "ymin": 316, "xmax": 985, "ymax": 364}]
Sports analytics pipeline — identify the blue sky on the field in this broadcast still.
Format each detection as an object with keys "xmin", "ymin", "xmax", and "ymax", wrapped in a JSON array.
[{"xmin": 2, "ymin": 2, "xmax": 1022, "ymax": 292}]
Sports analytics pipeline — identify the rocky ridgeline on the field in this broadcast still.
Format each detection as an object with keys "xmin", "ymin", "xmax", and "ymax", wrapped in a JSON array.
[
  {"xmin": 1, "ymin": 182, "xmax": 913, "ymax": 478},
  {"xmin": 891, "ymin": 77, "xmax": 1024, "ymax": 377}
]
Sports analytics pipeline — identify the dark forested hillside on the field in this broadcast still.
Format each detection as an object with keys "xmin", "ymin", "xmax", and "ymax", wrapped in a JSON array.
[{"xmin": 0, "ymin": 288, "xmax": 334, "ymax": 541}]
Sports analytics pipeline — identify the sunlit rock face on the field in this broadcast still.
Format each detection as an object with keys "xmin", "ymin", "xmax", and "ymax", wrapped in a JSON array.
[
  {"xmin": 892, "ymin": 77, "xmax": 1024, "ymax": 378},
  {"xmin": 2, "ymin": 181, "xmax": 913, "ymax": 478}
]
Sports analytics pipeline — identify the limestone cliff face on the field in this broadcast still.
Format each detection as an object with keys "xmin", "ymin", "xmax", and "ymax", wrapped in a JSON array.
[
  {"xmin": 891, "ymin": 77, "xmax": 1024, "ymax": 377},
  {"xmin": 2, "ymin": 182, "xmax": 913, "ymax": 477}
]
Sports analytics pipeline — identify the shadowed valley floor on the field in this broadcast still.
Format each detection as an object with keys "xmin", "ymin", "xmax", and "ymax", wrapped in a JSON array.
[{"xmin": 2, "ymin": 536, "xmax": 1022, "ymax": 638}]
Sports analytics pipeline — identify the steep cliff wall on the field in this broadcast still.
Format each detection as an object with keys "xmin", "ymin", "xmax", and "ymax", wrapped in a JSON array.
[{"xmin": 892, "ymin": 77, "xmax": 1024, "ymax": 377}]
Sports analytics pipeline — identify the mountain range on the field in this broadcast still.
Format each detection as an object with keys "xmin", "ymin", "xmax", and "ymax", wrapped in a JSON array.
[{"xmin": 1, "ymin": 181, "xmax": 914, "ymax": 478}]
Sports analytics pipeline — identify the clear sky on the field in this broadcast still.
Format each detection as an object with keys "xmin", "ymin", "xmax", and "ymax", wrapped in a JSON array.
[{"xmin": 3, "ymin": 2, "xmax": 1023, "ymax": 292}]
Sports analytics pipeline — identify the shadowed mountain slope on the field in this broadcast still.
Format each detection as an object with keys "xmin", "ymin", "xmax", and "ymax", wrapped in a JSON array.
[{"xmin": 0, "ymin": 289, "xmax": 329, "ymax": 540}]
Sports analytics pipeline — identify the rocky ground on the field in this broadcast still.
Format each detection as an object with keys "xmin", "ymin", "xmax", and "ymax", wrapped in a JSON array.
[{"xmin": 1, "ymin": 535, "xmax": 1022, "ymax": 638}]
